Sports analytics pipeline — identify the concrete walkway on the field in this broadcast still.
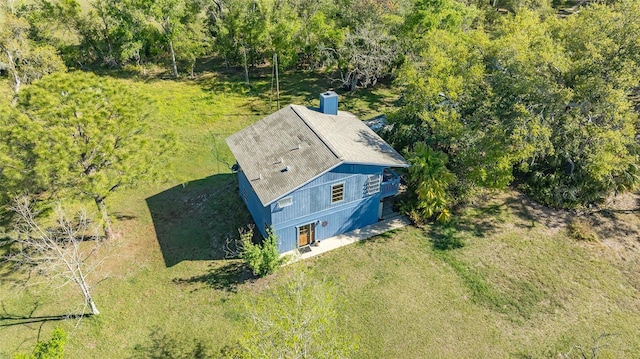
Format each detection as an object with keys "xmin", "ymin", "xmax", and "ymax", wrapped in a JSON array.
[{"xmin": 282, "ymin": 214, "xmax": 411, "ymax": 263}]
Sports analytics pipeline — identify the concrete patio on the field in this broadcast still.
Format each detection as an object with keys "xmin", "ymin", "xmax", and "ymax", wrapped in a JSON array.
[{"xmin": 282, "ymin": 214, "xmax": 411, "ymax": 263}]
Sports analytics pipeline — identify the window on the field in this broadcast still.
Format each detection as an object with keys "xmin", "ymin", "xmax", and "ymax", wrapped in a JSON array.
[
  {"xmin": 243, "ymin": 187, "xmax": 248, "ymax": 202},
  {"xmin": 277, "ymin": 197, "xmax": 293, "ymax": 208},
  {"xmin": 366, "ymin": 174, "xmax": 381, "ymax": 195},
  {"xmin": 331, "ymin": 183, "xmax": 344, "ymax": 203}
]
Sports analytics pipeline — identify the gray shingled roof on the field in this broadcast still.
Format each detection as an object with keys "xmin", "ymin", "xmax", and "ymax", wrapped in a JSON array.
[{"xmin": 226, "ymin": 104, "xmax": 409, "ymax": 206}]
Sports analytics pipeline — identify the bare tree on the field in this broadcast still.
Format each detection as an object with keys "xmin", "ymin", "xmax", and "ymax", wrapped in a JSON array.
[
  {"xmin": 3, "ymin": 197, "xmax": 105, "ymax": 315},
  {"xmin": 336, "ymin": 23, "xmax": 399, "ymax": 91},
  {"xmin": 560, "ymin": 333, "xmax": 617, "ymax": 359}
]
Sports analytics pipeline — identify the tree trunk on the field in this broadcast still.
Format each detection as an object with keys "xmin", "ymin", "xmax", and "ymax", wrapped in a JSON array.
[
  {"xmin": 169, "ymin": 39, "xmax": 178, "ymax": 78},
  {"xmin": 77, "ymin": 277, "xmax": 100, "ymax": 315},
  {"xmin": 87, "ymin": 295, "xmax": 100, "ymax": 315},
  {"xmin": 95, "ymin": 197, "xmax": 114, "ymax": 240},
  {"xmin": 3, "ymin": 49, "xmax": 21, "ymax": 96},
  {"xmin": 12, "ymin": 76, "xmax": 20, "ymax": 95},
  {"xmin": 243, "ymin": 46, "xmax": 249, "ymax": 84},
  {"xmin": 349, "ymin": 75, "xmax": 358, "ymax": 91}
]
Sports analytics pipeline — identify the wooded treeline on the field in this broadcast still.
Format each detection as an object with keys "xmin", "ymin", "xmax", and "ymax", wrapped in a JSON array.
[{"xmin": 1, "ymin": 0, "xmax": 639, "ymax": 222}]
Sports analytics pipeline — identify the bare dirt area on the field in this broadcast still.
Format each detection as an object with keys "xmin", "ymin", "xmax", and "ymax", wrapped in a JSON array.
[
  {"xmin": 590, "ymin": 192, "xmax": 640, "ymax": 252},
  {"xmin": 464, "ymin": 189, "xmax": 640, "ymax": 261}
]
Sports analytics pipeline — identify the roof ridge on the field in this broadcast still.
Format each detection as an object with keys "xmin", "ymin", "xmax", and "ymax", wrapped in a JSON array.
[{"xmin": 290, "ymin": 105, "xmax": 343, "ymax": 161}]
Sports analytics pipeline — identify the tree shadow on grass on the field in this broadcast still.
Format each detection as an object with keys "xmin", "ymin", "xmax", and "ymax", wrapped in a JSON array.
[
  {"xmin": 173, "ymin": 261, "xmax": 255, "ymax": 293},
  {"xmin": 130, "ymin": 327, "xmax": 213, "ymax": 359},
  {"xmin": 461, "ymin": 203, "xmax": 508, "ymax": 236},
  {"xmin": 145, "ymin": 174, "xmax": 253, "ymax": 267},
  {"xmin": 0, "ymin": 313, "xmax": 91, "ymax": 327},
  {"xmin": 504, "ymin": 192, "xmax": 572, "ymax": 231},
  {"xmin": 0, "ymin": 301, "xmax": 92, "ymax": 328},
  {"xmin": 427, "ymin": 225, "xmax": 466, "ymax": 251}
]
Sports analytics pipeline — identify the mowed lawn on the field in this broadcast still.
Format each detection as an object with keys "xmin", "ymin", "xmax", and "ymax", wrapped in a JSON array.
[{"xmin": 1, "ymin": 72, "xmax": 640, "ymax": 358}]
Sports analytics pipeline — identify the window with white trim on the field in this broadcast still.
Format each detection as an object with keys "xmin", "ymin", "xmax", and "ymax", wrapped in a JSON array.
[
  {"xmin": 243, "ymin": 187, "xmax": 248, "ymax": 202},
  {"xmin": 331, "ymin": 183, "xmax": 344, "ymax": 203},
  {"xmin": 366, "ymin": 174, "xmax": 381, "ymax": 195},
  {"xmin": 277, "ymin": 197, "xmax": 293, "ymax": 208}
]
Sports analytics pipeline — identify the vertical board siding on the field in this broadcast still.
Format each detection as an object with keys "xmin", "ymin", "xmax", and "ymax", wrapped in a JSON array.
[
  {"xmin": 271, "ymin": 164, "xmax": 383, "ymax": 225},
  {"xmin": 274, "ymin": 196, "xmax": 380, "ymax": 253},
  {"xmin": 238, "ymin": 164, "xmax": 394, "ymax": 252},
  {"xmin": 238, "ymin": 170, "xmax": 272, "ymax": 237},
  {"xmin": 270, "ymin": 164, "xmax": 385, "ymax": 253}
]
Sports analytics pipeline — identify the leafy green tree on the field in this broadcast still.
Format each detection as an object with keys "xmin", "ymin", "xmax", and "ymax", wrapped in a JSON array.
[
  {"xmin": 173, "ymin": 14, "xmax": 209, "ymax": 78},
  {"xmin": 223, "ymin": 270, "xmax": 357, "ymax": 358},
  {"xmin": 0, "ymin": 4, "xmax": 65, "ymax": 95},
  {"xmin": 34, "ymin": 0, "xmax": 195, "ymax": 72},
  {"xmin": 32, "ymin": 0, "xmax": 131, "ymax": 67},
  {"xmin": 388, "ymin": 27, "xmax": 496, "ymax": 206},
  {"xmin": 14, "ymin": 327, "xmax": 67, "ymax": 359},
  {"xmin": 402, "ymin": 0, "xmax": 480, "ymax": 49},
  {"xmin": 391, "ymin": 3, "xmax": 639, "ymax": 211},
  {"xmin": 263, "ymin": 0, "xmax": 303, "ymax": 69},
  {"xmin": 139, "ymin": 0, "xmax": 206, "ymax": 77},
  {"xmin": 0, "ymin": 72, "xmax": 173, "ymax": 239},
  {"xmin": 518, "ymin": 2, "xmax": 640, "ymax": 206},
  {"xmin": 289, "ymin": 0, "xmax": 343, "ymax": 69},
  {"xmin": 95, "ymin": 0, "xmax": 158, "ymax": 68},
  {"xmin": 207, "ymin": 0, "xmax": 270, "ymax": 80}
]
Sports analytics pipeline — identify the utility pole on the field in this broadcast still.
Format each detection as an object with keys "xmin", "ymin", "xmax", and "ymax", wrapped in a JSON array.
[{"xmin": 275, "ymin": 53, "xmax": 280, "ymax": 110}]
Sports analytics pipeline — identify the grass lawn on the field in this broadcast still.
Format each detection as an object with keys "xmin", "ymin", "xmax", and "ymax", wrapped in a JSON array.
[{"xmin": 1, "ymin": 71, "xmax": 640, "ymax": 358}]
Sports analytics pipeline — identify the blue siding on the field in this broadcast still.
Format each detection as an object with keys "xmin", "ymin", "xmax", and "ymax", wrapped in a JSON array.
[
  {"xmin": 273, "ymin": 196, "xmax": 379, "ymax": 252},
  {"xmin": 271, "ymin": 164, "xmax": 382, "ymax": 225},
  {"xmin": 270, "ymin": 164, "xmax": 385, "ymax": 253},
  {"xmin": 238, "ymin": 164, "xmax": 395, "ymax": 253},
  {"xmin": 238, "ymin": 170, "xmax": 272, "ymax": 237}
]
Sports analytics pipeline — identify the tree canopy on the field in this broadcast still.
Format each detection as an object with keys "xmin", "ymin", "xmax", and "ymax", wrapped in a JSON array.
[
  {"xmin": 0, "ymin": 3, "xmax": 65, "ymax": 96},
  {"xmin": 0, "ymin": 71, "xmax": 173, "ymax": 238},
  {"xmin": 387, "ymin": 0, "xmax": 640, "ymax": 219},
  {"xmin": 1, "ymin": 0, "xmax": 639, "ymax": 220}
]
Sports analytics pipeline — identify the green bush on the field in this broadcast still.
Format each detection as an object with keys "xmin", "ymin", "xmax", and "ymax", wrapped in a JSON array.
[
  {"xmin": 14, "ymin": 327, "xmax": 67, "ymax": 359},
  {"xmin": 240, "ymin": 227, "xmax": 282, "ymax": 277},
  {"xmin": 402, "ymin": 142, "xmax": 456, "ymax": 224}
]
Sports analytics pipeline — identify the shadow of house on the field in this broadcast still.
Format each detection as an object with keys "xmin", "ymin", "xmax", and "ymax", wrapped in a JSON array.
[
  {"xmin": 173, "ymin": 260, "xmax": 254, "ymax": 293},
  {"xmin": 145, "ymin": 174, "xmax": 252, "ymax": 267}
]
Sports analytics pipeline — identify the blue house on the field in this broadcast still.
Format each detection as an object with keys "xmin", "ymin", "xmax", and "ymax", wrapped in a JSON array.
[{"xmin": 226, "ymin": 92, "xmax": 409, "ymax": 253}]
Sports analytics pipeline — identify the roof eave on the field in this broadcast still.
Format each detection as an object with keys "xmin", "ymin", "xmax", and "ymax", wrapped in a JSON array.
[{"xmin": 342, "ymin": 161, "xmax": 411, "ymax": 168}]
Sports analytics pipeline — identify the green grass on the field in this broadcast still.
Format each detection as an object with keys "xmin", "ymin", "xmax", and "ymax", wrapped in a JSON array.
[{"xmin": 2, "ymin": 72, "xmax": 640, "ymax": 358}]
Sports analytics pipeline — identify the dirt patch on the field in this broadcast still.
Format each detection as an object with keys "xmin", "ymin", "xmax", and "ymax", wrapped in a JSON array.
[
  {"xmin": 503, "ymin": 192, "xmax": 574, "ymax": 235},
  {"xmin": 588, "ymin": 192, "xmax": 640, "ymax": 253},
  {"xmin": 470, "ymin": 190, "xmax": 640, "ymax": 254}
]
